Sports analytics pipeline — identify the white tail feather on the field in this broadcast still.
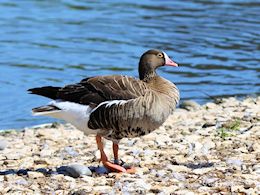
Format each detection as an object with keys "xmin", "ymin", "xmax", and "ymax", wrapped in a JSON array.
[
  {"xmin": 32, "ymin": 110, "xmax": 61, "ymax": 116},
  {"xmin": 32, "ymin": 100, "xmax": 97, "ymax": 135}
]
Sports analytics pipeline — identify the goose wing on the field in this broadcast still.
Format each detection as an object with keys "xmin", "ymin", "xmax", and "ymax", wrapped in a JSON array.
[{"xmin": 57, "ymin": 75, "xmax": 148, "ymax": 106}]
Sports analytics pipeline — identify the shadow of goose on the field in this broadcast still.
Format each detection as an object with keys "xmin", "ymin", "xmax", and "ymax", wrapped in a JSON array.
[
  {"xmin": 171, "ymin": 160, "xmax": 214, "ymax": 169},
  {"xmin": 0, "ymin": 165, "xmax": 110, "ymax": 178}
]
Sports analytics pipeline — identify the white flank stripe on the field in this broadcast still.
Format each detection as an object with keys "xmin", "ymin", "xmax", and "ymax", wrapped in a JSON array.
[
  {"xmin": 91, "ymin": 99, "xmax": 128, "ymax": 113},
  {"xmin": 33, "ymin": 100, "xmax": 97, "ymax": 135},
  {"xmin": 105, "ymin": 100, "xmax": 127, "ymax": 107}
]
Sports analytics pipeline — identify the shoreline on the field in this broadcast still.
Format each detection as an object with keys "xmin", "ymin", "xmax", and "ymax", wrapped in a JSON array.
[{"xmin": 0, "ymin": 96, "xmax": 259, "ymax": 194}]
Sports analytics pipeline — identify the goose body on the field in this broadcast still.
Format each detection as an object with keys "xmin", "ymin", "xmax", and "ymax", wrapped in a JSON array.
[{"xmin": 29, "ymin": 49, "xmax": 180, "ymax": 173}]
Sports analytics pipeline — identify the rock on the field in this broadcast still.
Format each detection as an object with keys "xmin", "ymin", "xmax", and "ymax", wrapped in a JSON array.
[
  {"xmin": 155, "ymin": 134, "xmax": 172, "ymax": 146},
  {"xmin": 17, "ymin": 169, "xmax": 29, "ymax": 175},
  {"xmin": 0, "ymin": 176, "xmax": 4, "ymax": 182},
  {"xmin": 44, "ymin": 157, "xmax": 63, "ymax": 167},
  {"xmin": 193, "ymin": 167, "xmax": 212, "ymax": 175},
  {"xmin": 202, "ymin": 177, "xmax": 219, "ymax": 186},
  {"xmin": 27, "ymin": 171, "xmax": 45, "ymax": 179},
  {"xmin": 202, "ymin": 122, "xmax": 215, "ymax": 128},
  {"xmin": 69, "ymin": 189, "xmax": 93, "ymax": 195},
  {"xmin": 15, "ymin": 177, "xmax": 29, "ymax": 186},
  {"xmin": 175, "ymin": 190, "xmax": 195, "ymax": 195},
  {"xmin": 204, "ymin": 102, "xmax": 217, "ymax": 109},
  {"xmin": 172, "ymin": 172, "xmax": 186, "ymax": 181},
  {"xmin": 64, "ymin": 175, "xmax": 76, "ymax": 182},
  {"xmin": 5, "ymin": 153, "xmax": 21, "ymax": 160},
  {"xmin": 0, "ymin": 139, "xmax": 8, "ymax": 150},
  {"xmin": 80, "ymin": 176, "xmax": 95, "ymax": 186},
  {"xmin": 180, "ymin": 100, "xmax": 200, "ymax": 111},
  {"xmin": 39, "ymin": 143, "xmax": 56, "ymax": 157},
  {"xmin": 167, "ymin": 165, "xmax": 191, "ymax": 173},
  {"xmin": 64, "ymin": 146, "xmax": 78, "ymax": 157},
  {"xmin": 40, "ymin": 149, "xmax": 54, "ymax": 157},
  {"xmin": 226, "ymin": 159, "xmax": 243, "ymax": 167},
  {"xmin": 253, "ymin": 164, "xmax": 260, "ymax": 174},
  {"xmin": 91, "ymin": 166, "xmax": 109, "ymax": 174},
  {"xmin": 37, "ymin": 128, "xmax": 62, "ymax": 141},
  {"xmin": 92, "ymin": 186, "xmax": 113, "ymax": 193},
  {"xmin": 51, "ymin": 174, "xmax": 65, "ymax": 181},
  {"xmin": 58, "ymin": 164, "xmax": 92, "ymax": 178},
  {"xmin": 0, "ymin": 97, "xmax": 259, "ymax": 194},
  {"xmin": 23, "ymin": 129, "xmax": 35, "ymax": 138}
]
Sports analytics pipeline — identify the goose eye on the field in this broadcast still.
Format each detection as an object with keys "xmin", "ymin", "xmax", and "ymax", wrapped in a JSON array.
[{"xmin": 157, "ymin": 53, "xmax": 163, "ymax": 58}]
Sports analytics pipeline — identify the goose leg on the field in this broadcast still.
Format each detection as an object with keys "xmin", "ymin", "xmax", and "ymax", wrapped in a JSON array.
[
  {"xmin": 96, "ymin": 135, "xmax": 126, "ymax": 173},
  {"xmin": 113, "ymin": 142, "xmax": 119, "ymax": 163},
  {"xmin": 112, "ymin": 142, "xmax": 136, "ymax": 174}
]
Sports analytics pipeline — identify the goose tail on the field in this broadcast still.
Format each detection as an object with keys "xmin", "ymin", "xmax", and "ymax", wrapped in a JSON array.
[{"xmin": 32, "ymin": 105, "xmax": 61, "ymax": 116}]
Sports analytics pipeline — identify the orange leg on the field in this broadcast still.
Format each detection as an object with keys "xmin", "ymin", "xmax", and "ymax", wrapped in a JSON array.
[
  {"xmin": 96, "ymin": 135, "xmax": 126, "ymax": 173},
  {"xmin": 113, "ymin": 142, "xmax": 119, "ymax": 163},
  {"xmin": 112, "ymin": 142, "xmax": 136, "ymax": 174}
]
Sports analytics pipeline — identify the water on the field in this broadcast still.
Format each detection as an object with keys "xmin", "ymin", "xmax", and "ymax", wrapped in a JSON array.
[{"xmin": 0, "ymin": 0, "xmax": 259, "ymax": 130}]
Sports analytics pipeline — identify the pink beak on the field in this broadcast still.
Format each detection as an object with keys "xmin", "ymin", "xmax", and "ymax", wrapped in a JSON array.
[{"xmin": 163, "ymin": 52, "xmax": 178, "ymax": 67}]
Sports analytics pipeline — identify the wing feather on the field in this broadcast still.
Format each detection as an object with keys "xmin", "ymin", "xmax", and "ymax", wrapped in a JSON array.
[{"xmin": 56, "ymin": 75, "xmax": 148, "ymax": 106}]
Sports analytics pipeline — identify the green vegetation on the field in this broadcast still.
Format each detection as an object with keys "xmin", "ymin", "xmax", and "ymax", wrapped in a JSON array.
[
  {"xmin": 218, "ymin": 128, "xmax": 231, "ymax": 139},
  {"xmin": 223, "ymin": 119, "xmax": 241, "ymax": 131},
  {"xmin": 217, "ymin": 119, "xmax": 241, "ymax": 139},
  {"xmin": 0, "ymin": 129, "xmax": 17, "ymax": 136}
]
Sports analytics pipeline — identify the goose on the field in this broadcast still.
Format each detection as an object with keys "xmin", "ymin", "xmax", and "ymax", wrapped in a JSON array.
[{"xmin": 28, "ymin": 49, "xmax": 180, "ymax": 173}]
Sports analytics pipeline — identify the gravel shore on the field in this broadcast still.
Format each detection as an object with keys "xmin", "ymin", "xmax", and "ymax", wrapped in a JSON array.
[{"xmin": 0, "ymin": 97, "xmax": 259, "ymax": 194}]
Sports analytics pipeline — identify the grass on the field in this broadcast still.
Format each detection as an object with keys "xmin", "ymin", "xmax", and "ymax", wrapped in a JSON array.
[
  {"xmin": 0, "ymin": 129, "xmax": 17, "ymax": 136},
  {"xmin": 218, "ymin": 128, "xmax": 231, "ymax": 139},
  {"xmin": 217, "ymin": 119, "xmax": 241, "ymax": 139}
]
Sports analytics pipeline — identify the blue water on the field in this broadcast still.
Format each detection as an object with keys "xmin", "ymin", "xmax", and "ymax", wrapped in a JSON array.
[{"xmin": 0, "ymin": 0, "xmax": 259, "ymax": 130}]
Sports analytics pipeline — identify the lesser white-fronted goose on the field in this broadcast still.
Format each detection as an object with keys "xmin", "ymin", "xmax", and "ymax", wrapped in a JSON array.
[{"xmin": 28, "ymin": 49, "xmax": 180, "ymax": 173}]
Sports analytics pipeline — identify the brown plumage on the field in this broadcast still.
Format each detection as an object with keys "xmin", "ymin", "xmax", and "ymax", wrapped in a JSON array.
[{"xmin": 28, "ymin": 49, "xmax": 180, "ymax": 173}]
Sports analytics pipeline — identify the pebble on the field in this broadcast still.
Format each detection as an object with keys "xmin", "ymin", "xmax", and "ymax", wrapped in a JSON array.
[
  {"xmin": 15, "ymin": 178, "xmax": 29, "ymax": 186},
  {"xmin": 226, "ymin": 159, "xmax": 243, "ymax": 167},
  {"xmin": 27, "ymin": 171, "xmax": 45, "ymax": 179},
  {"xmin": 167, "ymin": 165, "xmax": 191, "ymax": 172},
  {"xmin": 58, "ymin": 164, "xmax": 92, "ymax": 178},
  {"xmin": 0, "ymin": 97, "xmax": 259, "ymax": 194},
  {"xmin": 180, "ymin": 100, "xmax": 200, "ymax": 111},
  {"xmin": 64, "ymin": 146, "xmax": 78, "ymax": 157},
  {"xmin": 193, "ymin": 167, "xmax": 212, "ymax": 175},
  {"xmin": 80, "ymin": 176, "xmax": 95, "ymax": 186},
  {"xmin": 0, "ymin": 139, "xmax": 8, "ymax": 150}
]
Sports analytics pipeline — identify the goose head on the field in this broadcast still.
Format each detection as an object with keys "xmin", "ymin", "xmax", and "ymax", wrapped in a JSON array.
[{"xmin": 138, "ymin": 49, "xmax": 178, "ymax": 81}]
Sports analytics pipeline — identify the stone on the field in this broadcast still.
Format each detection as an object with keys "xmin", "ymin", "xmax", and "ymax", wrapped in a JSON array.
[
  {"xmin": 172, "ymin": 172, "xmax": 186, "ymax": 181},
  {"xmin": 180, "ymin": 100, "xmax": 200, "ymax": 111},
  {"xmin": 204, "ymin": 102, "xmax": 217, "ymax": 109},
  {"xmin": 51, "ymin": 174, "xmax": 65, "ymax": 181},
  {"xmin": 40, "ymin": 149, "xmax": 54, "ymax": 157},
  {"xmin": 64, "ymin": 146, "xmax": 78, "ymax": 157},
  {"xmin": 0, "ymin": 139, "xmax": 8, "ymax": 150},
  {"xmin": 27, "ymin": 171, "xmax": 45, "ymax": 179},
  {"xmin": 166, "ymin": 165, "xmax": 191, "ymax": 173},
  {"xmin": 81, "ymin": 176, "xmax": 95, "ymax": 186},
  {"xmin": 92, "ymin": 186, "xmax": 113, "ymax": 193},
  {"xmin": 0, "ymin": 97, "xmax": 259, "ymax": 194},
  {"xmin": 23, "ymin": 129, "xmax": 35, "ymax": 138},
  {"xmin": 226, "ymin": 159, "xmax": 243, "ymax": 167},
  {"xmin": 58, "ymin": 164, "xmax": 92, "ymax": 178},
  {"xmin": 175, "ymin": 190, "xmax": 195, "ymax": 195},
  {"xmin": 5, "ymin": 152, "xmax": 21, "ymax": 160},
  {"xmin": 64, "ymin": 175, "xmax": 76, "ymax": 182},
  {"xmin": 15, "ymin": 177, "xmax": 29, "ymax": 186},
  {"xmin": 44, "ymin": 157, "xmax": 63, "ymax": 167},
  {"xmin": 193, "ymin": 167, "xmax": 212, "ymax": 175},
  {"xmin": 37, "ymin": 128, "xmax": 62, "ymax": 141}
]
